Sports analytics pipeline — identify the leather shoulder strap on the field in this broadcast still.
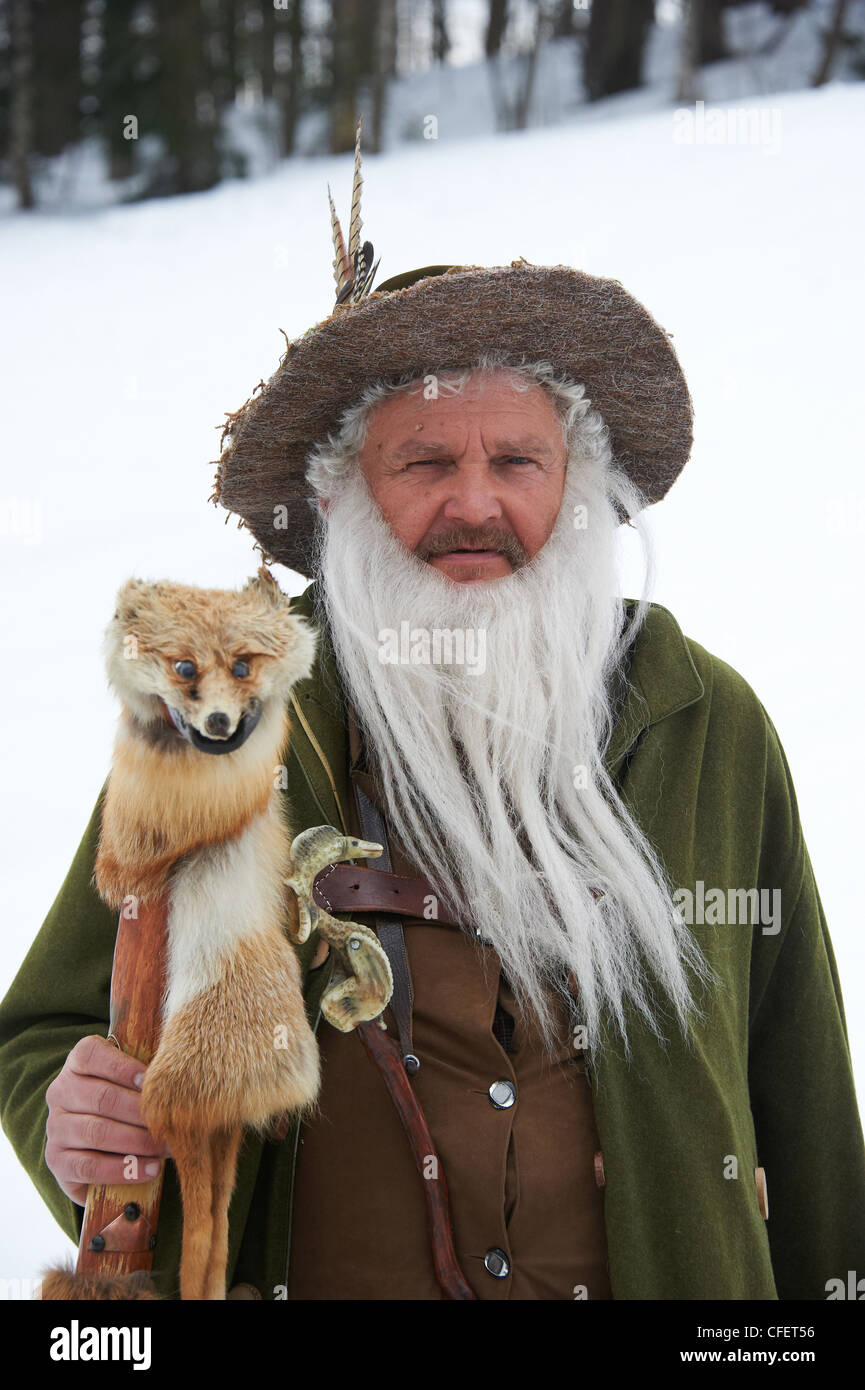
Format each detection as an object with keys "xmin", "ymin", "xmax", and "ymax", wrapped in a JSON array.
[{"xmin": 352, "ymin": 779, "xmax": 419, "ymax": 1076}]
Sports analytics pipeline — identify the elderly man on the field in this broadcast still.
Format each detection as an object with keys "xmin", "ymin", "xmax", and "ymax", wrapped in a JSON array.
[{"xmin": 1, "ymin": 239, "xmax": 864, "ymax": 1301}]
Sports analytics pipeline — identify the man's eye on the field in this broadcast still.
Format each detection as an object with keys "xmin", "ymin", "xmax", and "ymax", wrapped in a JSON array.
[{"xmin": 405, "ymin": 457, "xmax": 534, "ymax": 468}]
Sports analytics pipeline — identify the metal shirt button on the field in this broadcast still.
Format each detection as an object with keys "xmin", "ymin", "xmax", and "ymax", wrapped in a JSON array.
[
  {"xmin": 484, "ymin": 1248, "xmax": 510, "ymax": 1279},
  {"xmin": 488, "ymin": 1079, "xmax": 516, "ymax": 1109}
]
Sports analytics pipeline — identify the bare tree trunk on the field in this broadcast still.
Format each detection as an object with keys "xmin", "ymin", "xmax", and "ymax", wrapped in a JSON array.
[
  {"xmin": 218, "ymin": 0, "xmax": 238, "ymax": 100},
  {"xmin": 9, "ymin": 0, "xmax": 35, "ymax": 209},
  {"xmin": 382, "ymin": 0, "xmax": 399, "ymax": 76},
  {"xmin": 370, "ymin": 0, "xmax": 396, "ymax": 151},
  {"xmin": 584, "ymin": 0, "xmax": 654, "ymax": 101},
  {"xmin": 329, "ymin": 0, "xmax": 392, "ymax": 155},
  {"xmin": 813, "ymin": 0, "xmax": 850, "ymax": 86},
  {"xmin": 258, "ymin": 0, "xmax": 275, "ymax": 102},
  {"xmin": 513, "ymin": 1, "xmax": 554, "ymax": 128},
  {"xmin": 431, "ymin": 0, "xmax": 450, "ymax": 63},
  {"xmin": 698, "ymin": 0, "xmax": 727, "ymax": 64},
  {"xmin": 281, "ymin": 0, "xmax": 305, "ymax": 155},
  {"xmin": 488, "ymin": 1, "xmax": 553, "ymax": 132},
  {"xmin": 485, "ymin": 0, "xmax": 510, "ymax": 58},
  {"xmin": 330, "ymin": 0, "xmax": 374, "ymax": 152},
  {"xmin": 32, "ymin": 0, "xmax": 86, "ymax": 161},
  {"xmin": 553, "ymin": 0, "xmax": 576, "ymax": 38},
  {"xmin": 153, "ymin": 0, "xmax": 222, "ymax": 195},
  {"xmin": 676, "ymin": 0, "xmax": 701, "ymax": 103},
  {"xmin": 100, "ymin": 0, "xmax": 138, "ymax": 182}
]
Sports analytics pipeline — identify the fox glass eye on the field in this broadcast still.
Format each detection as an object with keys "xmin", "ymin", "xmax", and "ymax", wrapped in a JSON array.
[
  {"xmin": 232, "ymin": 660, "xmax": 250, "ymax": 678},
  {"xmin": 174, "ymin": 660, "xmax": 196, "ymax": 679}
]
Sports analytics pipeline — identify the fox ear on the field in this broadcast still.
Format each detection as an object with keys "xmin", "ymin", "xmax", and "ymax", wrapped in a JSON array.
[
  {"xmin": 113, "ymin": 578, "xmax": 157, "ymax": 624},
  {"xmin": 244, "ymin": 566, "xmax": 286, "ymax": 608}
]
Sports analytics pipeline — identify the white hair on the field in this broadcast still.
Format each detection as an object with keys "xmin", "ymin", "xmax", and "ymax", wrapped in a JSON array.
[
  {"xmin": 307, "ymin": 350, "xmax": 613, "ymax": 504},
  {"xmin": 303, "ymin": 355, "xmax": 716, "ymax": 1063}
]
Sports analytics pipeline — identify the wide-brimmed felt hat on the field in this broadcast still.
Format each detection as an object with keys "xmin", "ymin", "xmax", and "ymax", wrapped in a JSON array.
[{"xmin": 211, "ymin": 129, "xmax": 692, "ymax": 579}]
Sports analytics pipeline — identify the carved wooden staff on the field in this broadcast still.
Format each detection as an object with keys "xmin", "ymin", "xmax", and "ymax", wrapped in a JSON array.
[{"xmin": 73, "ymin": 899, "xmax": 168, "ymax": 1293}]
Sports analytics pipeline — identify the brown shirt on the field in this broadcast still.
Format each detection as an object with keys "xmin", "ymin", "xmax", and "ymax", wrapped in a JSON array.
[{"xmin": 286, "ymin": 710, "xmax": 612, "ymax": 1300}]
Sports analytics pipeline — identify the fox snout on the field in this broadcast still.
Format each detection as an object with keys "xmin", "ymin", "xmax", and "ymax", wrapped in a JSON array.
[
  {"xmin": 205, "ymin": 710, "xmax": 233, "ymax": 738},
  {"xmin": 197, "ymin": 695, "xmax": 259, "ymax": 739},
  {"xmin": 166, "ymin": 694, "xmax": 264, "ymax": 756}
]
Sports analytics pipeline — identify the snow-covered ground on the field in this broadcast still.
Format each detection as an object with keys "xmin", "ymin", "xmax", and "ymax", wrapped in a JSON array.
[{"xmin": 1, "ymin": 79, "xmax": 863, "ymax": 1293}]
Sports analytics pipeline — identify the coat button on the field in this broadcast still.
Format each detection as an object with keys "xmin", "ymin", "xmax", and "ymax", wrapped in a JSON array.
[
  {"xmin": 594, "ymin": 1151, "xmax": 606, "ymax": 1187},
  {"xmin": 755, "ymin": 1166, "xmax": 769, "ymax": 1220},
  {"xmin": 488, "ymin": 1079, "xmax": 516, "ymax": 1109},
  {"xmin": 483, "ymin": 1247, "xmax": 510, "ymax": 1278}
]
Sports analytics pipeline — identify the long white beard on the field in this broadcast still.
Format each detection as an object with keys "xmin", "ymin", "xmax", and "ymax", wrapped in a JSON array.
[{"xmin": 310, "ymin": 451, "xmax": 714, "ymax": 1062}]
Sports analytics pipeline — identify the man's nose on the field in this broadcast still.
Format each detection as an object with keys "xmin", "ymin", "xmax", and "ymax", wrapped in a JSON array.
[{"xmin": 441, "ymin": 464, "xmax": 504, "ymax": 527}]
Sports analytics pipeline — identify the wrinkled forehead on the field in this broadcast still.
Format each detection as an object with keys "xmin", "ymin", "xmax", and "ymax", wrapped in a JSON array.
[{"xmin": 363, "ymin": 370, "xmax": 565, "ymax": 447}]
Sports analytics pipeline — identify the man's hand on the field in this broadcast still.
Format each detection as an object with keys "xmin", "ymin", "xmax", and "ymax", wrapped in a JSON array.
[{"xmin": 45, "ymin": 1035, "xmax": 171, "ymax": 1206}]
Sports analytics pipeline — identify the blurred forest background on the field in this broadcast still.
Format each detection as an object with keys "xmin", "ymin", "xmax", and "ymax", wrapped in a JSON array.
[{"xmin": 1, "ymin": 0, "xmax": 863, "ymax": 210}]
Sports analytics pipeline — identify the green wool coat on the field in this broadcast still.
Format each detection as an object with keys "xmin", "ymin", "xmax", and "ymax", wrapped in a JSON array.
[{"xmin": 1, "ymin": 581, "xmax": 864, "ymax": 1300}]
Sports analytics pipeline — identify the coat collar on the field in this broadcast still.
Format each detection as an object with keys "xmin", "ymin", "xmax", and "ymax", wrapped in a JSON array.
[
  {"xmin": 286, "ymin": 581, "xmax": 705, "ymax": 824},
  {"xmin": 604, "ymin": 598, "xmax": 705, "ymax": 775}
]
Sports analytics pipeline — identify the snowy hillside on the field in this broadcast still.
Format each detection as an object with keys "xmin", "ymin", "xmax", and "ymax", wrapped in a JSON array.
[{"xmin": 1, "ymin": 81, "xmax": 863, "ymax": 1292}]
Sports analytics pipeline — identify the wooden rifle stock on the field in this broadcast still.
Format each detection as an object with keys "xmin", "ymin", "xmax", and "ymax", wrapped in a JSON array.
[{"xmin": 74, "ymin": 899, "xmax": 168, "ymax": 1285}]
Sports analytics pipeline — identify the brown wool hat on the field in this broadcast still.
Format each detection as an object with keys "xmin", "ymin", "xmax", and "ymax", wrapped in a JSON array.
[{"xmin": 210, "ymin": 128, "xmax": 692, "ymax": 578}]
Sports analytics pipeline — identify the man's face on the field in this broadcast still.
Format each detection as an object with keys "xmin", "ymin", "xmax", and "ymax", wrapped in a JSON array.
[{"xmin": 357, "ymin": 372, "xmax": 568, "ymax": 582}]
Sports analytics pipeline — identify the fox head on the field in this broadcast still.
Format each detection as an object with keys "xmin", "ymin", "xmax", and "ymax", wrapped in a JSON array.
[{"xmin": 103, "ymin": 567, "xmax": 317, "ymax": 754}]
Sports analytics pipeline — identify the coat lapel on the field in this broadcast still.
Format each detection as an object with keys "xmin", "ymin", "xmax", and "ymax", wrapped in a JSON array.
[
  {"xmin": 605, "ymin": 599, "xmax": 705, "ymax": 777},
  {"xmin": 286, "ymin": 582, "xmax": 351, "ymax": 833}
]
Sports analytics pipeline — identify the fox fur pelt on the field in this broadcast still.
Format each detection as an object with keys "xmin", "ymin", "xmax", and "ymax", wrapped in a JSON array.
[{"xmin": 42, "ymin": 567, "xmax": 322, "ymax": 1301}]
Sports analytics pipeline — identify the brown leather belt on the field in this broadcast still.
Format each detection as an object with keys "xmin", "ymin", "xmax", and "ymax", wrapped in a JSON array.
[
  {"xmin": 346, "ymin": 776, "xmax": 477, "ymax": 1301},
  {"xmin": 311, "ymin": 863, "xmax": 463, "ymax": 927}
]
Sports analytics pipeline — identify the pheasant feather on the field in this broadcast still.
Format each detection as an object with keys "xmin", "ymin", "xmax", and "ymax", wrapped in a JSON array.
[
  {"xmin": 347, "ymin": 115, "xmax": 363, "ymax": 269},
  {"xmin": 328, "ymin": 184, "xmax": 352, "ymax": 304},
  {"xmin": 328, "ymin": 113, "xmax": 381, "ymax": 310}
]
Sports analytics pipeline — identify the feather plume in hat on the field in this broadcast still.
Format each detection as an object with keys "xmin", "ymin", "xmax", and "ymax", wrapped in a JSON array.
[{"xmin": 328, "ymin": 116, "xmax": 380, "ymax": 310}]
